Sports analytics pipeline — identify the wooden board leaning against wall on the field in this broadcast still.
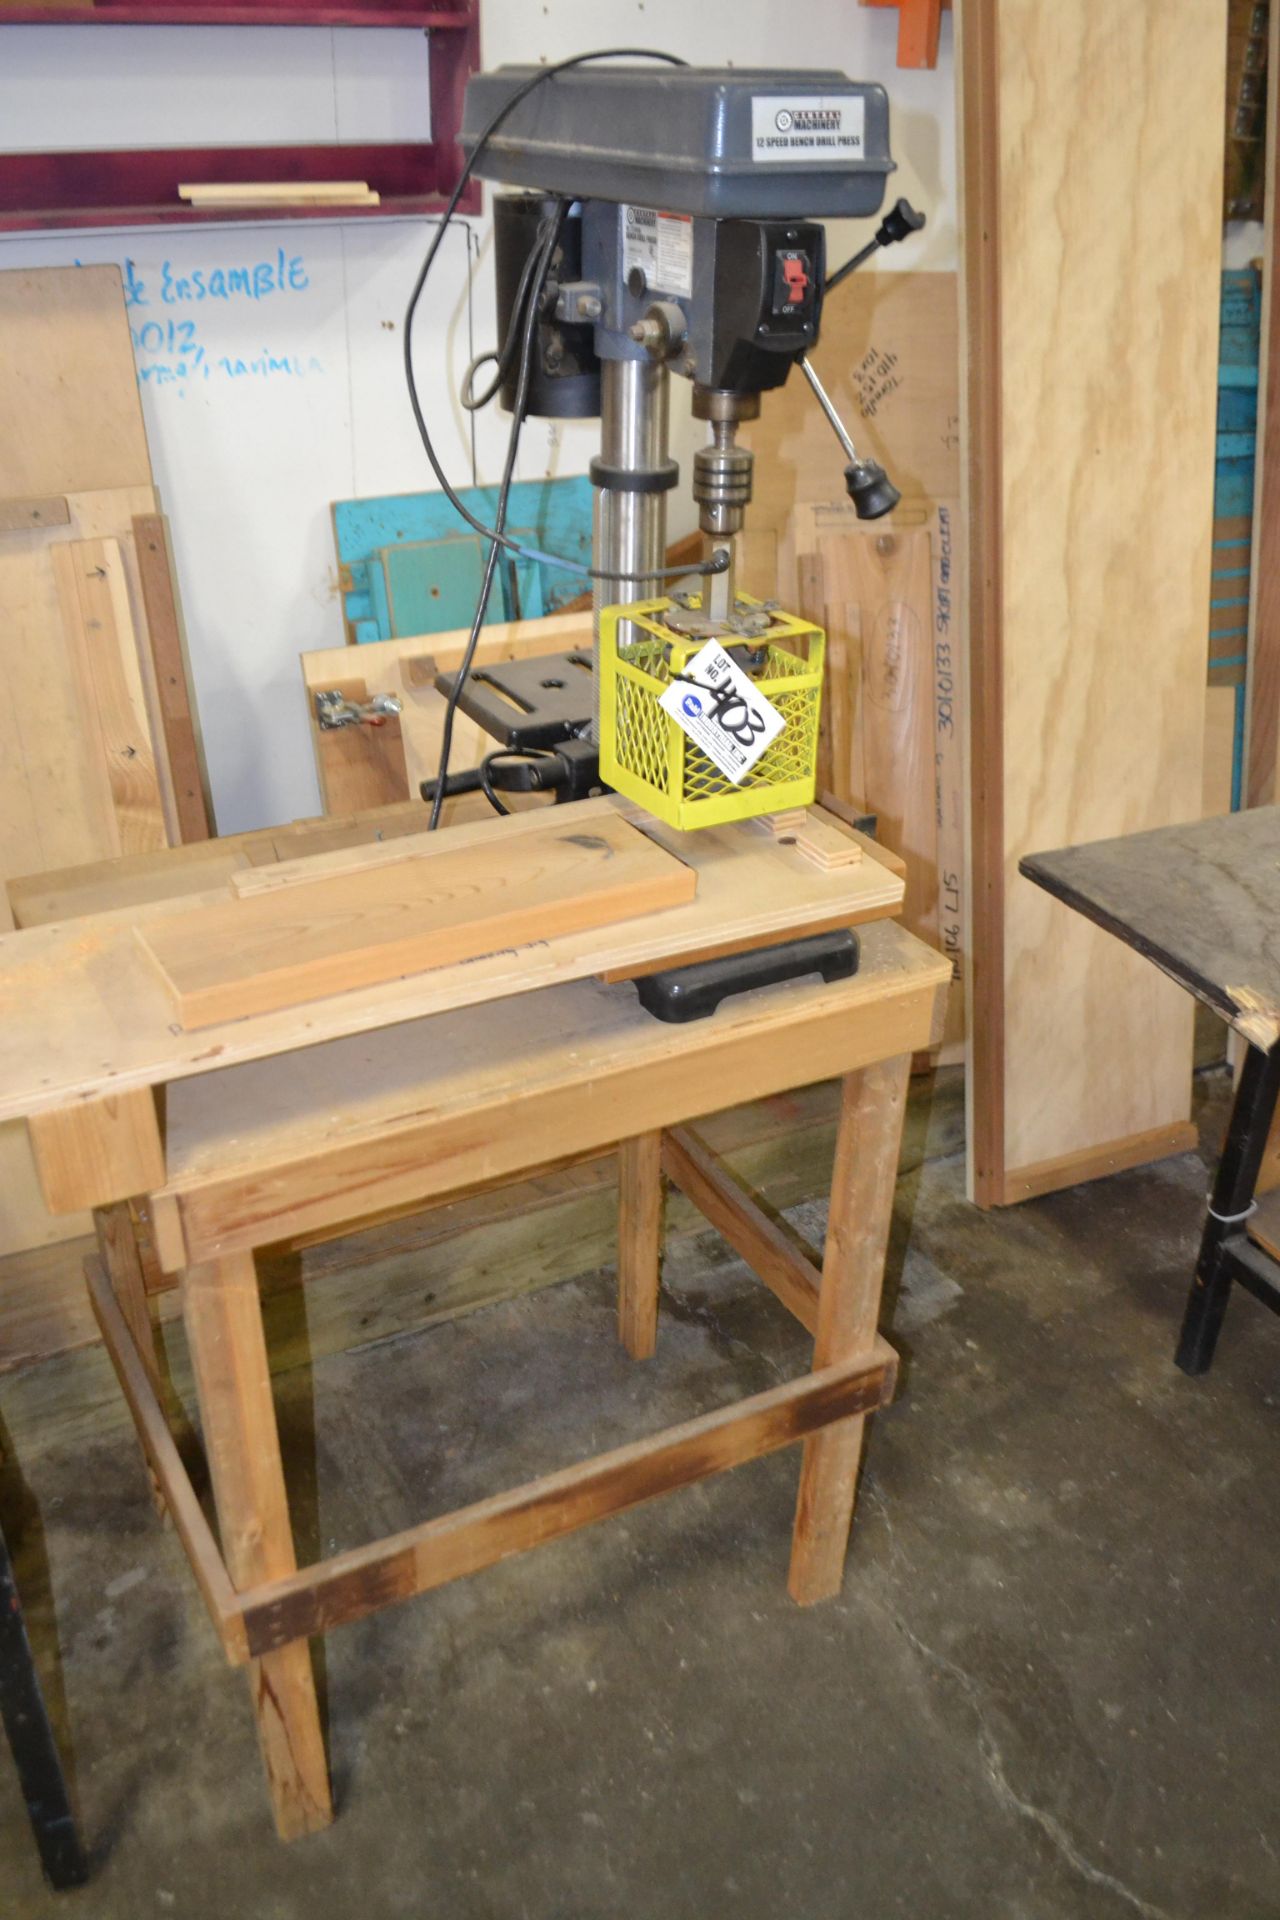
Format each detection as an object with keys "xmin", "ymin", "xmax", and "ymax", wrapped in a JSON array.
[
  {"xmin": 0, "ymin": 264, "xmax": 210, "ymax": 1256},
  {"xmin": 742, "ymin": 270, "xmax": 965, "ymax": 1055},
  {"xmin": 957, "ymin": 0, "xmax": 1224, "ymax": 1205}
]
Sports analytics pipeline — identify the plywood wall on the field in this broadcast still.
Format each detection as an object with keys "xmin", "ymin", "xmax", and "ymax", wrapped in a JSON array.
[{"xmin": 958, "ymin": 0, "xmax": 1225, "ymax": 1204}]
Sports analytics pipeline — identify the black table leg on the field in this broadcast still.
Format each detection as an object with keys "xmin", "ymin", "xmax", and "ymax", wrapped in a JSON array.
[
  {"xmin": 1176, "ymin": 1040, "xmax": 1280, "ymax": 1377},
  {"xmin": 0, "ymin": 1518, "xmax": 88, "ymax": 1891}
]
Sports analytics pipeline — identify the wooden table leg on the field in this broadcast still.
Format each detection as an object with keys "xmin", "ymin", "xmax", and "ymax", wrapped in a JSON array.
[
  {"xmin": 789, "ymin": 1056, "xmax": 909, "ymax": 1605},
  {"xmin": 95, "ymin": 1201, "xmax": 168, "ymax": 1517},
  {"xmin": 182, "ymin": 1254, "xmax": 332, "ymax": 1841},
  {"xmin": 617, "ymin": 1131, "xmax": 664, "ymax": 1360},
  {"xmin": 94, "ymin": 1203, "xmax": 161, "ymax": 1393}
]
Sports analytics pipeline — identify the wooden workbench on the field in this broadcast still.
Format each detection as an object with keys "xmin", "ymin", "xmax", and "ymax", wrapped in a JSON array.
[{"xmin": 4, "ymin": 800, "xmax": 946, "ymax": 1841}]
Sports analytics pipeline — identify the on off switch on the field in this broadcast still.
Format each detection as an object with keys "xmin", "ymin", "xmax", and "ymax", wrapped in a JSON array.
[{"xmin": 771, "ymin": 248, "xmax": 812, "ymax": 317}]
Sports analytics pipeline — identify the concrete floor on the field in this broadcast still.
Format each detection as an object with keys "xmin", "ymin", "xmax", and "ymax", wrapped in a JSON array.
[{"xmin": 1, "ymin": 1068, "xmax": 1277, "ymax": 1919}]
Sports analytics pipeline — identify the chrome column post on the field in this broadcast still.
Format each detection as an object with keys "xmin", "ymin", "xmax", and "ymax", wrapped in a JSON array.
[{"xmin": 591, "ymin": 356, "xmax": 670, "ymax": 736}]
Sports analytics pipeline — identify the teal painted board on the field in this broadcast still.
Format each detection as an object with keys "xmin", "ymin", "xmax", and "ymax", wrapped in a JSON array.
[
  {"xmin": 1208, "ymin": 270, "xmax": 1259, "ymax": 777},
  {"xmin": 1215, "ymin": 459, "xmax": 1255, "ymax": 518},
  {"xmin": 379, "ymin": 536, "xmax": 491, "ymax": 636},
  {"xmin": 1215, "ymin": 270, "xmax": 1261, "ymax": 514},
  {"xmin": 332, "ymin": 478, "xmax": 593, "ymax": 644},
  {"xmin": 1219, "ymin": 267, "xmax": 1261, "ymax": 366}
]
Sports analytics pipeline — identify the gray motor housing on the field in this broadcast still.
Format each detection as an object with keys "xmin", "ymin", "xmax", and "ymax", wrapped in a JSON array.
[{"xmin": 460, "ymin": 65, "xmax": 894, "ymax": 220}]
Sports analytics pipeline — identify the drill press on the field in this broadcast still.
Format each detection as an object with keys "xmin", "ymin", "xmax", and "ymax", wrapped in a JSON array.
[{"xmin": 427, "ymin": 61, "xmax": 922, "ymax": 821}]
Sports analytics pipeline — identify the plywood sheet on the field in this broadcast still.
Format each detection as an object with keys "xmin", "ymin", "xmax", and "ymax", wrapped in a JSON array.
[
  {"xmin": 0, "ymin": 266, "xmax": 152, "ymax": 498},
  {"xmin": 137, "ymin": 811, "xmax": 699, "ymax": 1029},
  {"xmin": 959, "ymin": 0, "xmax": 1222, "ymax": 1201}
]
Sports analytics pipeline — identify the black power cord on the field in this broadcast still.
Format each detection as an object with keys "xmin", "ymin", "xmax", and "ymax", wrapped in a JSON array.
[
  {"xmin": 477, "ymin": 748, "xmax": 563, "ymax": 818},
  {"xmin": 403, "ymin": 45, "xmax": 729, "ymax": 589},
  {"xmin": 427, "ymin": 204, "xmax": 566, "ymax": 829},
  {"xmin": 459, "ymin": 230, "xmax": 547, "ymax": 413}
]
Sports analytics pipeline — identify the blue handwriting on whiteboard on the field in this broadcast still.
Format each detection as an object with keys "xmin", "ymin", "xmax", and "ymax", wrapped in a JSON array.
[
  {"xmin": 121, "ymin": 249, "xmax": 309, "ymax": 310},
  {"xmin": 132, "ymin": 315, "xmax": 324, "ymax": 391},
  {"xmin": 124, "ymin": 250, "xmax": 323, "ymax": 393}
]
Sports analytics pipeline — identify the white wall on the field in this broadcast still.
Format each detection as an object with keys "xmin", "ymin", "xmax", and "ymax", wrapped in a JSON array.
[{"xmin": 0, "ymin": 5, "xmax": 956, "ymax": 832}]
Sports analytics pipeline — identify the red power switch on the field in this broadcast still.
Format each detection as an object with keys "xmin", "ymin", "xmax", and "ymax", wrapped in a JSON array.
[{"xmin": 772, "ymin": 249, "xmax": 812, "ymax": 315}]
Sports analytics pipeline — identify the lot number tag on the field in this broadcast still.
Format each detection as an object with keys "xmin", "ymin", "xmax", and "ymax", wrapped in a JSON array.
[{"xmin": 657, "ymin": 640, "xmax": 786, "ymax": 785}]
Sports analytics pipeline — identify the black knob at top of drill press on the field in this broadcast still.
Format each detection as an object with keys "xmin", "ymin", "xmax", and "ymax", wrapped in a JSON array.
[
  {"xmin": 825, "ymin": 197, "xmax": 927, "ymax": 296},
  {"xmin": 876, "ymin": 197, "xmax": 927, "ymax": 248}
]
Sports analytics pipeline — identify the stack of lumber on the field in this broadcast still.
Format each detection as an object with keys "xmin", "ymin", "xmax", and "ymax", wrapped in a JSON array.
[{"xmin": 0, "ymin": 264, "xmax": 208, "ymax": 1255}]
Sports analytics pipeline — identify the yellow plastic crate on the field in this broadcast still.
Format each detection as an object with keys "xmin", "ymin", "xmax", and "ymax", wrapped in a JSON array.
[{"xmin": 598, "ymin": 594, "xmax": 825, "ymax": 831}]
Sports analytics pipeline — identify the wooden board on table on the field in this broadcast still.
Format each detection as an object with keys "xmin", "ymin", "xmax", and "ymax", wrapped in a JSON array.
[
  {"xmin": 0, "ymin": 798, "xmax": 904, "ymax": 1123},
  {"xmin": 137, "ymin": 809, "xmax": 699, "ymax": 1029},
  {"xmin": 0, "ymin": 266, "xmax": 152, "ymax": 498},
  {"xmin": 959, "ymin": 0, "xmax": 1222, "ymax": 1203},
  {"xmin": 5, "ymin": 804, "xmax": 467, "ymax": 1239},
  {"xmin": 302, "ymin": 614, "xmax": 593, "ymax": 820},
  {"xmin": 7, "ymin": 802, "xmax": 438, "ymax": 929}
]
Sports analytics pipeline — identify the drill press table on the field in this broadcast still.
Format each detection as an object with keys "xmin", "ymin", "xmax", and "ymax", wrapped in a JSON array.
[{"xmin": 3, "ymin": 800, "xmax": 946, "ymax": 1841}]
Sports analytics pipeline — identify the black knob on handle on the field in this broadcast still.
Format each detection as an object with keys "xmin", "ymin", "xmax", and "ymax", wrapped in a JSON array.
[
  {"xmin": 876, "ymin": 198, "xmax": 927, "ymax": 248},
  {"xmin": 845, "ymin": 459, "xmax": 901, "ymax": 520}
]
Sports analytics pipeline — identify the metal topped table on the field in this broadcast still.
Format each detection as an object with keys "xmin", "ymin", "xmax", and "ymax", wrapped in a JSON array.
[{"xmin": 1022, "ymin": 807, "xmax": 1280, "ymax": 1374}]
